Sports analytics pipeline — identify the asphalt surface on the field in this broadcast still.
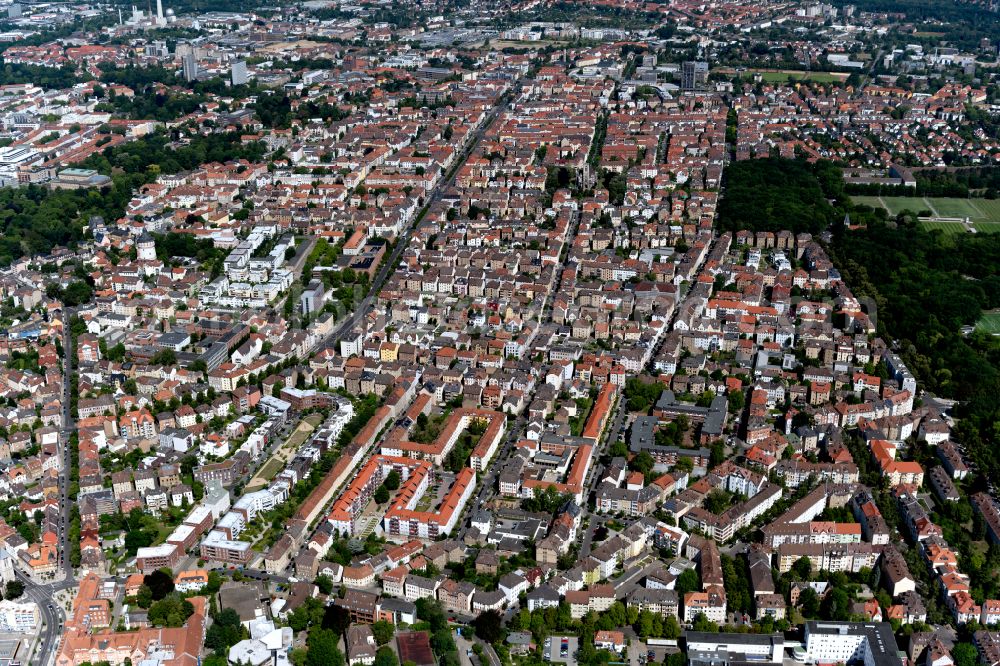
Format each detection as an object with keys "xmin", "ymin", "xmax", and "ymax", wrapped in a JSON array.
[
  {"xmin": 20, "ymin": 565, "xmax": 73, "ymax": 666},
  {"xmin": 26, "ymin": 310, "xmax": 82, "ymax": 666},
  {"xmin": 240, "ymin": 82, "xmax": 522, "ymax": 574},
  {"xmin": 31, "ymin": 79, "xmax": 603, "ymax": 666},
  {"xmin": 458, "ymin": 414, "xmax": 527, "ymax": 539},
  {"xmin": 311, "ymin": 82, "xmax": 521, "ymax": 355},
  {"xmin": 58, "ymin": 314, "xmax": 75, "ymax": 580}
]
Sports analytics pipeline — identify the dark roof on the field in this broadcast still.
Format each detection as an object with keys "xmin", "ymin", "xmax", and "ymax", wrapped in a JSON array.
[{"xmin": 527, "ymin": 585, "xmax": 560, "ymax": 601}]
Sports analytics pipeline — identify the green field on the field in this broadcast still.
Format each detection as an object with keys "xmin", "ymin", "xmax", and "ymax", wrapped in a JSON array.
[
  {"xmin": 851, "ymin": 196, "xmax": 886, "ymax": 210},
  {"xmin": 919, "ymin": 220, "xmax": 966, "ymax": 235},
  {"xmin": 974, "ymin": 221, "xmax": 1000, "ymax": 234},
  {"xmin": 932, "ymin": 198, "xmax": 981, "ymax": 218},
  {"xmin": 853, "ymin": 196, "xmax": 1000, "ymax": 227},
  {"xmin": 246, "ymin": 458, "xmax": 283, "ymax": 492},
  {"xmin": 853, "ymin": 196, "xmax": 930, "ymax": 216},
  {"xmin": 977, "ymin": 311, "xmax": 1000, "ymax": 334},
  {"xmin": 751, "ymin": 70, "xmax": 846, "ymax": 84},
  {"xmin": 973, "ymin": 199, "xmax": 1000, "ymax": 220}
]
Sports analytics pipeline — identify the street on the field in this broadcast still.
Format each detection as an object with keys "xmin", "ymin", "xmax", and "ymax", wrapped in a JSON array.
[
  {"xmin": 21, "ymin": 308, "xmax": 84, "ymax": 666},
  {"xmin": 310, "ymin": 81, "xmax": 522, "ymax": 356}
]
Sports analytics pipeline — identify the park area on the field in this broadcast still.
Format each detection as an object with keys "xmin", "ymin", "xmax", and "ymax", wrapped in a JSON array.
[{"xmin": 852, "ymin": 195, "xmax": 1000, "ymax": 234}]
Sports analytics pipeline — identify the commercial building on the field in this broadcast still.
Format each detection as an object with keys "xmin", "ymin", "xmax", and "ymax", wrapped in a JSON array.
[
  {"xmin": 0, "ymin": 599, "xmax": 39, "ymax": 632},
  {"xmin": 802, "ymin": 622, "xmax": 904, "ymax": 666},
  {"xmin": 200, "ymin": 530, "xmax": 253, "ymax": 565},
  {"xmin": 182, "ymin": 53, "xmax": 198, "ymax": 81},
  {"xmin": 231, "ymin": 59, "xmax": 248, "ymax": 85},
  {"xmin": 686, "ymin": 632, "xmax": 784, "ymax": 666},
  {"xmin": 681, "ymin": 61, "xmax": 709, "ymax": 90},
  {"xmin": 135, "ymin": 544, "xmax": 181, "ymax": 574}
]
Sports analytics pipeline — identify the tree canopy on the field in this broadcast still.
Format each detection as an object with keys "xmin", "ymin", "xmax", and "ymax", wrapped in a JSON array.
[{"xmin": 717, "ymin": 158, "xmax": 843, "ymax": 235}]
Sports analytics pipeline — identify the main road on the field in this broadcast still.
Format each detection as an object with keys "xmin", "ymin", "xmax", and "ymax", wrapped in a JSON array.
[
  {"xmin": 234, "ymin": 81, "xmax": 523, "ymax": 577},
  {"xmin": 58, "ymin": 311, "xmax": 76, "ymax": 581},
  {"xmin": 25, "ymin": 308, "xmax": 82, "ymax": 666},
  {"xmin": 18, "ymin": 568, "xmax": 73, "ymax": 666},
  {"xmin": 311, "ymin": 82, "xmax": 521, "ymax": 355}
]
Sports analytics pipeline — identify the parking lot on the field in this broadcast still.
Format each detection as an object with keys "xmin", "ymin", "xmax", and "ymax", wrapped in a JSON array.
[{"xmin": 543, "ymin": 636, "xmax": 578, "ymax": 666}]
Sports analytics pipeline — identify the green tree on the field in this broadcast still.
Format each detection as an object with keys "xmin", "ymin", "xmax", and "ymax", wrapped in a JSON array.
[
  {"xmin": 148, "ymin": 594, "xmax": 194, "ymax": 627},
  {"xmin": 150, "ymin": 348, "xmax": 177, "ymax": 365},
  {"xmin": 372, "ymin": 620, "xmax": 395, "ymax": 646},
  {"xmin": 703, "ymin": 489, "xmax": 733, "ymax": 514},
  {"xmin": 144, "ymin": 570, "xmax": 175, "ymax": 600},
  {"xmin": 666, "ymin": 653, "xmax": 686, "ymax": 666},
  {"xmin": 205, "ymin": 608, "xmax": 243, "ymax": 652},
  {"xmin": 3, "ymin": 580, "xmax": 23, "ymax": 600},
  {"xmin": 315, "ymin": 575, "xmax": 334, "ymax": 595},
  {"xmin": 821, "ymin": 587, "xmax": 851, "ymax": 621},
  {"xmin": 954, "ymin": 644, "xmax": 979, "ymax": 666},
  {"xmin": 676, "ymin": 569, "xmax": 699, "ymax": 595},
  {"xmin": 287, "ymin": 605, "xmax": 312, "ymax": 632},
  {"xmin": 306, "ymin": 628, "xmax": 345, "ymax": 666},
  {"xmin": 609, "ymin": 439, "xmax": 629, "ymax": 458},
  {"xmin": 321, "ymin": 604, "xmax": 352, "ymax": 636},
  {"xmin": 136, "ymin": 584, "xmax": 153, "ymax": 609},
  {"xmin": 673, "ymin": 457, "xmax": 694, "ymax": 474},
  {"xmin": 709, "ymin": 440, "xmax": 725, "ymax": 468},
  {"xmin": 791, "ymin": 556, "xmax": 812, "ymax": 580},
  {"xmin": 663, "ymin": 615, "xmax": 681, "ymax": 640},
  {"xmin": 629, "ymin": 451, "xmax": 654, "ymax": 476},
  {"xmin": 798, "ymin": 587, "xmax": 820, "ymax": 618},
  {"xmin": 374, "ymin": 647, "xmax": 397, "ymax": 666},
  {"xmin": 473, "ymin": 609, "xmax": 504, "ymax": 644},
  {"xmin": 691, "ymin": 613, "xmax": 718, "ymax": 633},
  {"xmin": 624, "ymin": 377, "xmax": 662, "ymax": 412}
]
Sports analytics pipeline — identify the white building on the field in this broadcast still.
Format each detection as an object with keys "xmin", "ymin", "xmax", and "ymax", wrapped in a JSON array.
[
  {"xmin": 0, "ymin": 599, "xmax": 39, "ymax": 632},
  {"xmin": 686, "ymin": 632, "xmax": 784, "ymax": 666},
  {"xmin": 0, "ymin": 551, "xmax": 15, "ymax": 583},
  {"xmin": 802, "ymin": 622, "xmax": 903, "ymax": 666},
  {"xmin": 228, "ymin": 618, "xmax": 293, "ymax": 666}
]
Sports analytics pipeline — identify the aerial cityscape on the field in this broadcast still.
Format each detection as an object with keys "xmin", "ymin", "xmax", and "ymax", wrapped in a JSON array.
[{"xmin": 0, "ymin": 1, "xmax": 996, "ymax": 666}]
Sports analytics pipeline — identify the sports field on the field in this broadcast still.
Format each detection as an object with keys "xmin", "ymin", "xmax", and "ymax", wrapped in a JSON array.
[
  {"xmin": 977, "ymin": 311, "xmax": 1000, "ymax": 335},
  {"xmin": 974, "ymin": 221, "xmax": 1000, "ymax": 234},
  {"xmin": 750, "ymin": 70, "xmax": 847, "ymax": 83},
  {"xmin": 853, "ymin": 196, "xmax": 1000, "ymax": 233},
  {"xmin": 852, "ymin": 196, "xmax": 930, "ymax": 216},
  {"xmin": 919, "ymin": 220, "xmax": 965, "ymax": 235}
]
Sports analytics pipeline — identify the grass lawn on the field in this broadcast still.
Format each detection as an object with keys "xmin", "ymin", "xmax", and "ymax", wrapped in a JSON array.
[
  {"xmin": 414, "ymin": 485, "xmax": 437, "ymax": 512},
  {"xmin": 257, "ymin": 458, "xmax": 284, "ymax": 481},
  {"xmin": 284, "ymin": 420, "xmax": 317, "ymax": 449},
  {"xmin": 852, "ymin": 196, "xmax": 885, "ymax": 210},
  {"xmin": 919, "ymin": 220, "xmax": 966, "ymax": 235},
  {"xmin": 853, "ymin": 195, "xmax": 1000, "ymax": 223},
  {"xmin": 853, "ymin": 196, "xmax": 928, "ymax": 216},
  {"xmin": 976, "ymin": 311, "xmax": 1000, "ymax": 334},
  {"xmin": 973, "ymin": 199, "xmax": 1000, "ymax": 220},
  {"xmin": 246, "ymin": 418, "xmax": 319, "ymax": 489},
  {"xmin": 930, "ymin": 198, "xmax": 981, "ymax": 219},
  {"xmin": 891, "ymin": 197, "xmax": 936, "ymax": 216},
  {"xmin": 750, "ymin": 70, "xmax": 846, "ymax": 83},
  {"xmin": 973, "ymin": 221, "xmax": 1000, "ymax": 234}
]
